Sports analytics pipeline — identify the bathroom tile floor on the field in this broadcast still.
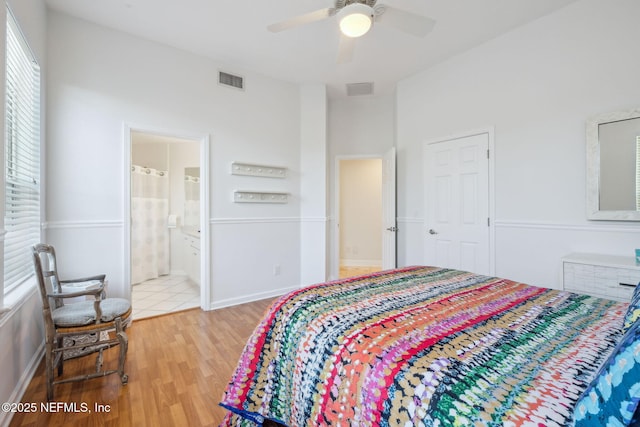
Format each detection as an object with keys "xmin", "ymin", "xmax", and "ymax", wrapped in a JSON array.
[{"xmin": 132, "ymin": 274, "xmax": 200, "ymax": 320}]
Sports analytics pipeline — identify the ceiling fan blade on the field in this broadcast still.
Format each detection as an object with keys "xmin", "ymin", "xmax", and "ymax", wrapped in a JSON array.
[
  {"xmin": 374, "ymin": 5, "xmax": 436, "ymax": 37},
  {"xmin": 267, "ymin": 8, "xmax": 334, "ymax": 33},
  {"xmin": 336, "ymin": 34, "xmax": 356, "ymax": 64}
]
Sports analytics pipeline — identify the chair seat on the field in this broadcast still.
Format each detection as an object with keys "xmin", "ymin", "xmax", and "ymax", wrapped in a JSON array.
[{"xmin": 52, "ymin": 298, "xmax": 131, "ymax": 327}]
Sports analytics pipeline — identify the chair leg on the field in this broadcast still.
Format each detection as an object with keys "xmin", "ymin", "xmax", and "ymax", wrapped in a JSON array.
[
  {"xmin": 45, "ymin": 339, "xmax": 54, "ymax": 401},
  {"xmin": 115, "ymin": 317, "xmax": 129, "ymax": 384},
  {"xmin": 95, "ymin": 349, "xmax": 104, "ymax": 373},
  {"xmin": 56, "ymin": 337, "xmax": 64, "ymax": 376}
]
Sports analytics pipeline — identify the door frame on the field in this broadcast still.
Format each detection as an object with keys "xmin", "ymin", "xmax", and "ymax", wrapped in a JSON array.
[
  {"xmin": 332, "ymin": 152, "xmax": 396, "ymax": 279},
  {"xmin": 381, "ymin": 147, "xmax": 397, "ymax": 270},
  {"xmin": 123, "ymin": 122, "xmax": 211, "ymax": 310},
  {"xmin": 423, "ymin": 127, "xmax": 496, "ymax": 275}
]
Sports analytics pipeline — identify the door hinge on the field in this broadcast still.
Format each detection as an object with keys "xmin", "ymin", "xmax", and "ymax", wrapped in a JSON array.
[
  {"xmin": 487, "ymin": 217, "xmax": 490, "ymax": 226},
  {"xmin": 486, "ymin": 149, "xmax": 490, "ymax": 159}
]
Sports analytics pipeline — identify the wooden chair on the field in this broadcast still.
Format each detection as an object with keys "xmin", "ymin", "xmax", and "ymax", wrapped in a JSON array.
[{"xmin": 32, "ymin": 243, "xmax": 132, "ymax": 400}]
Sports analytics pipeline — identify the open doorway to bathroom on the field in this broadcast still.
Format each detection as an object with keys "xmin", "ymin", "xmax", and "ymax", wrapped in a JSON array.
[
  {"xmin": 129, "ymin": 131, "xmax": 201, "ymax": 319},
  {"xmin": 337, "ymin": 158, "xmax": 384, "ymax": 279}
]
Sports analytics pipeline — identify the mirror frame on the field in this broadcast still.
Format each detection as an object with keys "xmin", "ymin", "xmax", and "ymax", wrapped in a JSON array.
[{"xmin": 586, "ymin": 107, "xmax": 640, "ymax": 221}]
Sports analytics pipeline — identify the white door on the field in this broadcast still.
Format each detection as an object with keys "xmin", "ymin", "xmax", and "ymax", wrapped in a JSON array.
[
  {"xmin": 424, "ymin": 133, "xmax": 490, "ymax": 274},
  {"xmin": 382, "ymin": 147, "xmax": 397, "ymax": 269}
]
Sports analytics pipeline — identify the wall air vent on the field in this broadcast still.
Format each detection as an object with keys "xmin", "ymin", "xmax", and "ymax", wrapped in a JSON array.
[
  {"xmin": 218, "ymin": 71, "xmax": 245, "ymax": 90},
  {"xmin": 346, "ymin": 82, "xmax": 374, "ymax": 96}
]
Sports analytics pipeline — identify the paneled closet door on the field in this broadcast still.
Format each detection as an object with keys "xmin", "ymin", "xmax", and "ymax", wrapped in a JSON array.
[{"xmin": 423, "ymin": 133, "xmax": 490, "ymax": 275}]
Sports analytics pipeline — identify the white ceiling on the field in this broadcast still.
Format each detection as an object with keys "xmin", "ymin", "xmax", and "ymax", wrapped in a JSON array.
[{"xmin": 45, "ymin": 0, "xmax": 579, "ymax": 99}]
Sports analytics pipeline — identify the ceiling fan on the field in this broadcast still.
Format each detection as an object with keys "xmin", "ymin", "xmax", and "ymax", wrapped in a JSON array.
[{"xmin": 267, "ymin": 0, "xmax": 436, "ymax": 63}]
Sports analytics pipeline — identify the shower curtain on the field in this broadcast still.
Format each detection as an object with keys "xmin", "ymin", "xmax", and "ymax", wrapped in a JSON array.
[{"xmin": 131, "ymin": 165, "xmax": 170, "ymax": 285}]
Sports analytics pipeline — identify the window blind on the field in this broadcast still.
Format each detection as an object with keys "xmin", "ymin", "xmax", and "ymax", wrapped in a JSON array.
[{"xmin": 4, "ymin": 9, "xmax": 41, "ymax": 293}]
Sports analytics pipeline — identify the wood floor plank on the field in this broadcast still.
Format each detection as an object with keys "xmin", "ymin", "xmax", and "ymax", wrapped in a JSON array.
[{"xmin": 9, "ymin": 298, "xmax": 275, "ymax": 427}]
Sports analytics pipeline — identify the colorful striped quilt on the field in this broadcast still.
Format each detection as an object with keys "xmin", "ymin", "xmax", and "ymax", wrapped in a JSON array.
[{"xmin": 220, "ymin": 266, "xmax": 627, "ymax": 426}]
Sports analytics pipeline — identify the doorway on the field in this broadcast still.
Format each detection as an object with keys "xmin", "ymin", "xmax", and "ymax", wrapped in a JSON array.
[
  {"xmin": 423, "ymin": 130, "xmax": 494, "ymax": 275},
  {"xmin": 335, "ymin": 149, "xmax": 397, "ymax": 279},
  {"xmin": 124, "ymin": 126, "xmax": 210, "ymax": 319}
]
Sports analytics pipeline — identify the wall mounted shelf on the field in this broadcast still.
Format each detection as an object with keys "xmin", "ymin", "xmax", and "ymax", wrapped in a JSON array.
[
  {"xmin": 233, "ymin": 191, "xmax": 289, "ymax": 204},
  {"xmin": 231, "ymin": 162, "xmax": 286, "ymax": 179}
]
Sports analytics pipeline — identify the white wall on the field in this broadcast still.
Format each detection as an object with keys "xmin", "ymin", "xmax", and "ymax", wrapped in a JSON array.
[
  {"xmin": 396, "ymin": 0, "xmax": 640, "ymax": 288},
  {"xmin": 45, "ymin": 11, "xmax": 306, "ymax": 309},
  {"xmin": 329, "ymin": 95, "xmax": 396, "ymax": 157},
  {"xmin": 132, "ymin": 139, "xmax": 169, "ymax": 170},
  {"xmin": 0, "ymin": 1, "xmax": 47, "ymax": 425},
  {"xmin": 299, "ymin": 84, "xmax": 328, "ymax": 286}
]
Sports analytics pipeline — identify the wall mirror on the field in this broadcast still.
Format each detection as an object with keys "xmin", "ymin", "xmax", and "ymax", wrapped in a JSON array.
[
  {"xmin": 184, "ymin": 167, "xmax": 200, "ymax": 228},
  {"xmin": 586, "ymin": 108, "xmax": 640, "ymax": 221}
]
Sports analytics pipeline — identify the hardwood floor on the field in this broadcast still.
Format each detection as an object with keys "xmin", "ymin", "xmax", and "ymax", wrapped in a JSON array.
[
  {"xmin": 10, "ymin": 269, "xmax": 380, "ymax": 426},
  {"xmin": 9, "ymin": 298, "xmax": 275, "ymax": 427},
  {"xmin": 339, "ymin": 265, "xmax": 380, "ymax": 278}
]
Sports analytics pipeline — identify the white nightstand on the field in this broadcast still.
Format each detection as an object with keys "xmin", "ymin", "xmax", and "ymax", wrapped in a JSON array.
[{"xmin": 562, "ymin": 253, "xmax": 640, "ymax": 302}]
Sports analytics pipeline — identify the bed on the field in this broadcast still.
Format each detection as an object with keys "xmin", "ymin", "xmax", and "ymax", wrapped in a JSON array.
[{"xmin": 219, "ymin": 266, "xmax": 640, "ymax": 426}]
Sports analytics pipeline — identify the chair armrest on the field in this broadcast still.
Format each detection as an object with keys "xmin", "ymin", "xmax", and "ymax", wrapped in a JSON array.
[
  {"xmin": 47, "ymin": 283, "xmax": 106, "ymax": 299},
  {"xmin": 59, "ymin": 275, "xmax": 106, "ymax": 297},
  {"xmin": 59, "ymin": 274, "xmax": 106, "ymax": 284}
]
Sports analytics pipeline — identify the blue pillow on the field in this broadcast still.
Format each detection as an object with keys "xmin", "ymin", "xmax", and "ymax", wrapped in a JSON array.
[
  {"xmin": 573, "ymin": 321, "xmax": 640, "ymax": 426},
  {"xmin": 623, "ymin": 284, "xmax": 640, "ymax": 331}
]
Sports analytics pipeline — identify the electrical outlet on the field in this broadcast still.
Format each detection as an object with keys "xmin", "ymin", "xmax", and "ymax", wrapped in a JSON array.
[{"xmin": 273, "ymin": 264, "xmax": 281, "ymax": 276}]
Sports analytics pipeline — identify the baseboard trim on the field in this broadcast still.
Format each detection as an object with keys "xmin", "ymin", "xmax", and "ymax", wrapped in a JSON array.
[
  {"xmin": 0, "ymin": 343, "xmax": 44, "ymax": 427},
  {"xmin": 210, "ymin": 285, "xmax": 299, "ymax": 310}
]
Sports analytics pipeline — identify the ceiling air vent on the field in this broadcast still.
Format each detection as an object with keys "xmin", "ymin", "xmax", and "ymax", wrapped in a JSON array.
[
  {"xmin": 346, "ymin": 82, "xmax": 374, "ymax": 96},
  {"xmin": 218, "ymin": 71, "xmax": 245, "ymax": 90}
]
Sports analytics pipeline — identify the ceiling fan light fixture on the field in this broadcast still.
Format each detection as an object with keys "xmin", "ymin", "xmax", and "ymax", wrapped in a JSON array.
[{"xmin": 338, "ymin": 3, "xmax": 374, "ymax": 38}]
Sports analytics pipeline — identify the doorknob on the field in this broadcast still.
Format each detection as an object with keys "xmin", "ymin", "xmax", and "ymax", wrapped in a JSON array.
[
  {"xmin": 386, "ymin": 226, "xmax": 398, "ymax": 232},
  {"xmin": 428, "ymin": 229, "xmax": 438, "ymax": 235}
]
